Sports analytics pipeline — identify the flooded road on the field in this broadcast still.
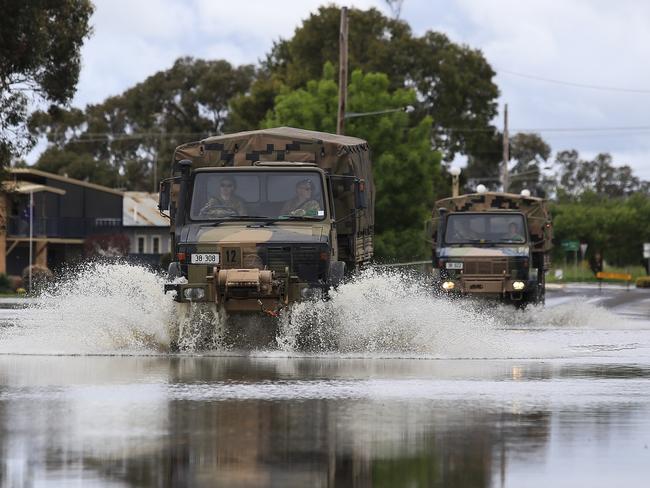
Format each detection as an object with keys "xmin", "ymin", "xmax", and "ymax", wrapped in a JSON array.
[{"xmin": 1, "ymin": 265, "xmax": 649, "ymax": 487}]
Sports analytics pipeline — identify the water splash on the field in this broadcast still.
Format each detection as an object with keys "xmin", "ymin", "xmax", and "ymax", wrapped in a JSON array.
[
  {"xmin": 0, "ymin": 262, "xmax": 174, "ymax": 354},
  {"xmin": 276, "ymin": 268, "xmax": 634, "ymax": 358},
  {"xmin": 0, "ymin": 263, "xmax": 629, "ymax": 358},
  {"xmin": 278, "ymin": 268, "xmax": 511, "ymax": 357}
]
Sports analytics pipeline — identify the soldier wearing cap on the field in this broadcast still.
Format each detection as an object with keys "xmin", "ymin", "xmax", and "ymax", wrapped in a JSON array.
[
  {"xmin": 505, "ymin": 222, "xmax": 525, "ymax": 242},
  {"xmin": 281, "ymin": 179, "xmax": 321, "ymax": 216},
  {"xmin": 199, "ymin": 176, "xmax": 248, "ymax": 217}
]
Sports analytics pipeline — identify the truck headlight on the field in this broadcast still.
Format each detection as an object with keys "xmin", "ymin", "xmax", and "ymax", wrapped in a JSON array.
[
  {"xmin": 442, "ymin": 281, "xmax": 455, "ymax": 291},
  {"xmin": 512, "ymin": 281, "xmax": 525, "ymax": 291},
  {"xmin": 183, "ymin": 287, "xmax": 206, "ymax": 300}
]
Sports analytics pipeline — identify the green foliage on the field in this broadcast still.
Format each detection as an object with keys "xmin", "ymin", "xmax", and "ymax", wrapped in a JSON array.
[
  {"xmin": 31, "ymin": 58, "xmax": 256, "ymax": 190},
  {"xmin": 551, "ymin": 193, "xmax": 650, "ymax": 266},
  {"xmin": 0, "ymin": 274, "xmax": 11, "ymax": 293},
  {"xmin": 263, "ymin": 65, "xmax": 441, "ymax": 261},
  {"xmin": 636, "ymin": 277, "xmax": 650, "ymax": 288},
  {"xmin": 508, "ymin": 133, "xmax": 551, "ymax": 194},
  {"xmin": 234, "ymin": 5, "xmax": 499, "ymax": 160},
  {"xmin": 551, "ymin": 150, "xmax": 648, "ymax": 199},
  {"xmin": 0, "ymin": 0, "xmax": 93, "ymax": 165}
]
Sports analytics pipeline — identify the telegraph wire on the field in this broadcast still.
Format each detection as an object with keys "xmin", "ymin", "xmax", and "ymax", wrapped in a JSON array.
[{"xmin": 498, "ymin": 69, "xmax": 650, "ymax": 94}]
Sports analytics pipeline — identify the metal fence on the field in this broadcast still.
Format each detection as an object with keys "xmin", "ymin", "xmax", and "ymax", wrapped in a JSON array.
[{"xmin": 6, "ymin": 217, "xmax": 122, "ymax": 238}]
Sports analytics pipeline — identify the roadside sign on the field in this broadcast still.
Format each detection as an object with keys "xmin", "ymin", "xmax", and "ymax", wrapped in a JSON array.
[
  {"xmin": 580, "ymin": 243, "xmax": 588, "ymax": 257},
  {"xmin": 596, "ymin": 272, "xmax": 632, "ymax": 281},
  {"xmin": 554, "ymin": 269, "xmax": 563, "ymax": 280},
  {"xmin": 644, "ymin": 243, "xmax": 650, "ymax": 259},
  {"xmin": 561, "ymin": 240, "xmax": 580, "ymax": 252}
]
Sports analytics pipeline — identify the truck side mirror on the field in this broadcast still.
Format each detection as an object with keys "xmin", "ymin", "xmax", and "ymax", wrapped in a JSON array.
[
  {"xmin": 159, "ymin": 180, "xmax": 171, "ymax": 211},
  {"xmin": 354, "ymin": 179, "xmax": 367, "ymax": 209}
]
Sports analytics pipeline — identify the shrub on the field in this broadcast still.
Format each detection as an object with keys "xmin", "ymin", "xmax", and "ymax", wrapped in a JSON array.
[
  {"xmin": 22, "ymin": 265, "xmax": 54, "ymax": 293},
  {"xmin": 636, "ymin": 276, "xmax": 650, "ymax": 288},
  {"xmin": 0, "ymin": 273, "xmax": 11, "ymax": 293}
]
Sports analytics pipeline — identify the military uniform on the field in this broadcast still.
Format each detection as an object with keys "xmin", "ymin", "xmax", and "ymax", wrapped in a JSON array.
[
  {"xmin": 199, "ymin": 195, "xmax": 248, "ymax": 217},
  {"xmin": 280, "ymin": 197, "xmax": 321, "ymax": 216}
]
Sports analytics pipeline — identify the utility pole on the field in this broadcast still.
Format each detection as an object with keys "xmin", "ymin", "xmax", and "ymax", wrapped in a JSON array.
[
  {"xmin": 28, "ymin": 191, "xmax": 33, "ymax": 294},
  {"xmin": 336, "ymin": 7, "xmax": 348, "ymax": 135},
  {"xmin": 502, "ymin": 103, "xmax": 509, "ymax": 193},
  {"xmin": 153, "ymin": 152, "xmax": 158, "ymax": 194}
]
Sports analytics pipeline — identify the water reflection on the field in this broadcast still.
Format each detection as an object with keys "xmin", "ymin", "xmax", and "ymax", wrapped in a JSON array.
[{"xmin": 0, "ymin": 356, "xmax": 648, "ymax": 487}]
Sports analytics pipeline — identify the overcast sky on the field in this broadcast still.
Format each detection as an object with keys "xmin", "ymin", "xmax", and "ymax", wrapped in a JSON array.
[{"xmin": 60, "ymin": 0, "xmax": 650, "ymax": 178}]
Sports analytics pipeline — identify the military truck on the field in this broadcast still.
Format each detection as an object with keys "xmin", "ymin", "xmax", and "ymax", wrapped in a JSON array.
[
  {"xmin": 430, "ymin": 190, "xmax": 552, "ymax": 306},
  {"xmin": 159, "ymin": 127, "xmax": 374, "ymax": 328}
]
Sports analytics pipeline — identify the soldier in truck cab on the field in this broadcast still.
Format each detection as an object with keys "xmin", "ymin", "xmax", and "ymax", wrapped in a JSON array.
[
  {"xmin": 505, "ymin": 222, "xmax": 525, "ymax": 242},
  {"xmin": 281, "ymin": 178, "xmax": 321, "ymax": 216},
  {"xmin": 199, "ymin": 176, "xmax": 248, "ymax": 217},
  {"xmin": 450, "ymin": 219, "xmax": 478, "ymax": 241}
]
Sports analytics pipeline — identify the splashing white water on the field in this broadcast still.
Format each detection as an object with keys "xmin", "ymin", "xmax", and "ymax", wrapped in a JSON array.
[
  {"xmin": 0, "ymin": 264, "xmax": 630, "ymax": 357},
  {"xmin": 0, "ymin": 262, "xmax": 174, "ymax": 354},
  {"xmin": 278, "ymin": 269, "xmax": 526, "ymax": 357}
]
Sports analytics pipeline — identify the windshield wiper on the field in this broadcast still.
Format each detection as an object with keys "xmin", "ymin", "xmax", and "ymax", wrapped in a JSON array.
[
  {"xmin": 198, "ymin": 215, "xmax": 321, "ymax": 227},
  {"xmin": 199, "ymin": 216, "xmax": 273, "ymax": 226},
  {"xmin": 275, "ymin": 215, "xmax": 322, "ymax": 221}
]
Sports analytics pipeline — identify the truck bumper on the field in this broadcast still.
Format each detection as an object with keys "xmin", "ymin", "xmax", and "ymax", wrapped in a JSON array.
[
  {"xmin": 438, "ymin": 277, "xmax": 532, "ymax": 300},
  {"xmin": 164, "ymin": 268, "xmax": 326, "ymax": 314}
]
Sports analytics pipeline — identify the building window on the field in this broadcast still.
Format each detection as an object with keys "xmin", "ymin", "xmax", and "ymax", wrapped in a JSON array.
[
  {"xmin": 152, "ymin": 236, "xmax": 160, "ymax": 254},
  {"xmin": 137, "ymin": 236, "xmax": 146, "ymax": 254}
]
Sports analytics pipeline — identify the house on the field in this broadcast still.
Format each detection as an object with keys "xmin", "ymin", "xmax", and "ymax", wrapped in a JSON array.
[
  {"xmin": 0, "ymin": 168, "xmax": 123, "ymax": 276},
  {"xmin": 122, "ymin": 192, "xmax": 171, "ymax": 267}
]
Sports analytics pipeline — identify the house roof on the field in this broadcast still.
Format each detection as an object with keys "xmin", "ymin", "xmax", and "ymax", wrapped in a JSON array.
[
  {"xmin": 10, "ymin": 168, "xmax": 124, "ymax": 196},
  {"xmin": 2, "ymin": 181, "xmax": 67, "ymax": 196},
  {"xmin": 123, "ymin": 192, "xmax": 169, "ymax": 227}
]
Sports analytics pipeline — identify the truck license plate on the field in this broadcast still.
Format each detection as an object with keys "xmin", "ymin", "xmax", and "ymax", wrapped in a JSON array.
[
  {"xmin": 445, "ymin": 262, "xmax": 463, "ymax": 270},
  {"xmin": 190, "ymin": 253, "xmax": 220, "ymax": 264}
]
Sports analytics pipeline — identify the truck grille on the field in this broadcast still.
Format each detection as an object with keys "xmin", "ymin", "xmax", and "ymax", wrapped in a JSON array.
[
  {"xmin": 267, "ymin": 247, "xmax": 291, "ymax": 273},
  {"xmin": 463, "ymin": 259, "xmax": 508, "ymax": 275},
  {"xmin": 264, "ymin": 245, "xmax": 326, "ymax": 282}
]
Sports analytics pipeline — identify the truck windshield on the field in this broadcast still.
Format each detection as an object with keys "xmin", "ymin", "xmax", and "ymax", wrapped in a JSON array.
[
  {"xmin": 445, "ymin": 214, "xmax": 527, "ymax": 244},
  {"xmin": 190, "ymin": 171, "xmax": 326, "ymax": 221}
]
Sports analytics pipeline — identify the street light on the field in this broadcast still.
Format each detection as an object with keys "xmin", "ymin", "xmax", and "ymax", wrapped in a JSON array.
[
  {"xmin": 449, "ymin": 167, "xmax": 461, "ymax": 197},
  {"xmin": 344, "ymin": 105, "xmax": 415, "ymax": 119}
]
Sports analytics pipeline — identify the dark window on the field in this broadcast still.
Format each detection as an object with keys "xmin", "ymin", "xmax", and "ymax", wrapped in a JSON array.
[
  {"xmin": 190, "ymin": 171, "xmax": 325, "ymax": 220},
  {"xmin": 137, "ymin": 237, "xmax": 145, "ymax": 254},
  {"xmin": 152, "ymin": 236, "xmax": 160, "ymax": 254},
  {"xmin": 445, "ymin": 214, "xmax": 527, "ymax": 244}
]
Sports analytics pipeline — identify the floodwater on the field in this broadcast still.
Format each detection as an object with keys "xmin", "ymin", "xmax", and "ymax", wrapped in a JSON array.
[{"xmin": 1, "ymin": 264, "xmax": 649, "ymax": 487}]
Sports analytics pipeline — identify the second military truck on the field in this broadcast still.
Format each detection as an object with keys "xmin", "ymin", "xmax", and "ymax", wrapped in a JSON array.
[
  {"xmin": 159, "ymin": 127, "xmax": 374, "ymax": 324},
  {"xmin": 431, "ymin": 189, "xmax": 552, "ymax": 307}
]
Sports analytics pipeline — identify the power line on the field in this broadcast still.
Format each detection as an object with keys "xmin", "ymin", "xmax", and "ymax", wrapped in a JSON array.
[
  {"xmin": 49, "ymin": 125, "xmax": 650, "ymax": 146},
  {"xmin": 434, "ymin": 125, "xmax": 650, "ymax": 133},
  {"xmin": 498, "ymin": 69, "xmax": 650, "ymax": 94}
]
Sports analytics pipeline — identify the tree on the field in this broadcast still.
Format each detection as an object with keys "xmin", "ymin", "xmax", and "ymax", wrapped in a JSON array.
[
  {"xmin": 0, "ymin": 0, "xmax": 93, "ymax": 166},
  {"xmin": 552, "ymin": 150, "xmax": 647, "ymax": 199},
  {"xmin": 263, "ymin": 64, "xmax": 442, "ymax": 261},
  {"xmin": 229, "ymin": 6, "xmax": 499, "ymax": 161},
  {"xmin": 31, "ymin": 57, "xmax": 256, "ymax": 189},
  {"xmin": 508, "ymin": 133, "xmax": 551, "ymax": 194},
  {"xmin": 551, "ymin": 196, "xmax": 646, "ymax": 266}
]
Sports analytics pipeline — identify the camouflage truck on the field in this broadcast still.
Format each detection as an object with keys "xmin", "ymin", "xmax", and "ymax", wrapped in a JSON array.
[
  {"xmin": 430, "ymin": 190, "xmax": 552, "ymax": 306},
  {"xmin": 159, "ymin": 127, "xmax": 374, "ymax": 325}
]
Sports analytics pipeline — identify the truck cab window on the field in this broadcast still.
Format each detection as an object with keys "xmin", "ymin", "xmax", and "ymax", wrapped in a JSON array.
[
  {"xmin": 445, "ymin": 214, "xmax": 527, "ymax": 244},
  {"xmin": 190, "ymin": 171, "xmax": 325, "ymax": 220}
]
